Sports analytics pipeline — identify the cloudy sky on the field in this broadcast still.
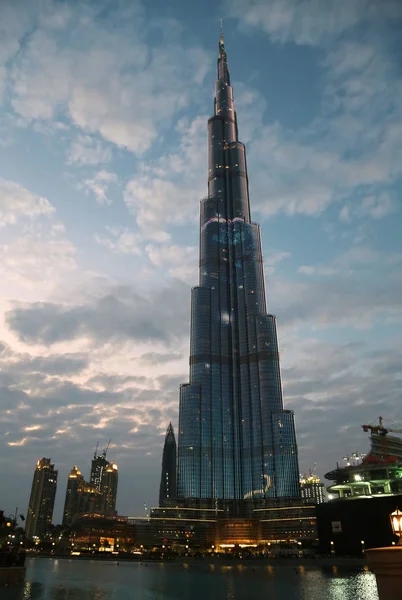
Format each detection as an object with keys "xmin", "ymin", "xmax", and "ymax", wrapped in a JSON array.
[{"xmin": 0, "ymin": 0, "xmax": 401, "ymax": 521}]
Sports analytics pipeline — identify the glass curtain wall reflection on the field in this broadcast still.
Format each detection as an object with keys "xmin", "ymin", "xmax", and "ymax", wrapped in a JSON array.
[{"xmin": 177, "ymin": 28, "xmax": 300, "ymax": 504}]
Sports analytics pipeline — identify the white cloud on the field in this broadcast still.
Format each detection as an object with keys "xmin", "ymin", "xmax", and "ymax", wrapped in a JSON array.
[
  {"xmin": 233, "ymin": 81, "xmax": 267, "ymax": 142},
  {"xmin": 298, "ymin": 245, "xmax": 398, "ymax": 280},
  {"xmin": 8, "ymin": 437, "xmax": 30, "ymax": 447},
  {"xmin": 146, "ymin": 244, "xmax": 197, "ymax": 267},
  {"xmin": 227, "ymin": 0, "xmax": 402, "ymax": 47},
  {"xmin": 124, "ymin": 115, "xmax": 207, "ymax": 238},
  {"xmin": 5, "ymin": 4, "xmax": 211, "ymax": 155},
  {"xmin": 264, "ymin": 251, "xmax": 291, "ymax": 275},
  {"xmin": 358, "ymin": 192, "xmax": 397, "ymax": 220},
  {"xmin": 339, "ymin": 205, "xmax": 351, "ymax": 222},
  {"xmin": 246, "ymin": 33, "xmax": 402, "ymax": 218},
  {"xmin": 298, "ymin": 265, "xmax": 339, "ymax": 277},
  {"xmin": 0, "ymin": 223, "xmax": 76, "ymax": 293},
  {"xmin": 0, "ymin": 178, "xmax": 54, "ymax": 228},
  {"xmin": 0, "ymin": 1, "xmax": 34, "ymax": 65},
  {"xmin": 223, "ymin": 1, "xmax": 402, "ymax": 221},
  {"xmin": 145, "ymin": 243, "xmax": 198, "ymax": 283},
  {"xmin": 67, "ymin": 135, "xmax": 112, "ymax": 166},
  {"xmin": 81, "ymin": 170, "xmax": 117, "ymax": 204},
  {"xmin": 94, "ymin": 227, "xmax": 142, "ymax": 255},
  {"xmin": 0, "ymin": 65, "xmax": 6, "ymax": 104}
]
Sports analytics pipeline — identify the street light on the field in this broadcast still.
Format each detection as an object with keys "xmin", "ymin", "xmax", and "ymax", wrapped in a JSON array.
[{"xmin": 390, "ymin": 507, "xmax": 402, "ymax": 545}]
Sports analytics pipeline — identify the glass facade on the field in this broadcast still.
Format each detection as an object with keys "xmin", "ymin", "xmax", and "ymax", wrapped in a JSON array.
[{"xmin": 177, "ymin": 31, "xmax": 300, "ymax": 503}]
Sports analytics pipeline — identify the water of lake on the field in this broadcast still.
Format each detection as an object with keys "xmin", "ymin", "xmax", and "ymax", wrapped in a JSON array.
[{"xmin": 3, "ymin": 558, "xmax": 379, "ymax": 600}]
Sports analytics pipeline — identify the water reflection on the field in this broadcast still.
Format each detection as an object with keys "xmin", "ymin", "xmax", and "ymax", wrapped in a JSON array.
[
  {"xmin": 299, "ymin": 568, "xmax": 378, "ymax": 600},
  {"xmin": 1, "ymin": 559, "xmax": 378, "ymax": 600}
]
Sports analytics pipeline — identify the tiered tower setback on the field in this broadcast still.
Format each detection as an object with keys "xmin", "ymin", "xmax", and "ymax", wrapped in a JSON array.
[{"xmin": 177, "ymin": 29, "xmax": 300, "ymax": 504}]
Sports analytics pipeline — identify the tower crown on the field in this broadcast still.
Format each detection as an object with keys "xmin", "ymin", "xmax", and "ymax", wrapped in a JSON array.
[
  {"xmin": 219, "ymin": 19, "xmax": 225, "ymax": 50},
  {"xmin": 217, "ymin": 21, "xmax": 230, "ymax": 85}
]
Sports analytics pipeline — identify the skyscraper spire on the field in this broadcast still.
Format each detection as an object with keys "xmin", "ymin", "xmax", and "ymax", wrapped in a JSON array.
[
  {"xmin": 177, "ymin": 31, "xmax": 300, "ymax": 508},
  {"xmin": 217, "ymin": 20, "xmax": 230, "ymax": 85}
]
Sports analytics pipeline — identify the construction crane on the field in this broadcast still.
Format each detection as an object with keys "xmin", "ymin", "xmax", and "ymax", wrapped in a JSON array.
[
  {"xmin": 300, "ymin": 463, "xmax": 321, "ymax": 484},
  {"xmin": 362, "ymin": 416, "xmax": 402, "ymax": 437},
  {"xmin": 102, "ymin": 438, "xmax": 112, "ymax": 458},
  {"xmin": 93, "ymin": 441, "xmax": 99, "ymax": 460}
]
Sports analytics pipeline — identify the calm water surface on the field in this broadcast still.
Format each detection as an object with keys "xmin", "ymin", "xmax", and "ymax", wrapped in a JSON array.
[{"xmin": 4, "ymin": 558, "xmax": 379, "ymax": 600}]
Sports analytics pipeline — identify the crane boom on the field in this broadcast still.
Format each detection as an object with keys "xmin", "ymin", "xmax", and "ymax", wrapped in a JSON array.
[
  {"xmin": 102, "ymin": 438, "xmax": 112, "ymax": 458},
  {"xmin": 362, "ymin": 416, "xmax": 402, "ymax": 437}
]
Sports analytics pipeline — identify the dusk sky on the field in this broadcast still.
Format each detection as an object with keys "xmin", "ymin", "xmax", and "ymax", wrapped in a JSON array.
[{"xmin": 1, "ymin": 0, "xmax": 401, "ymax": 522}]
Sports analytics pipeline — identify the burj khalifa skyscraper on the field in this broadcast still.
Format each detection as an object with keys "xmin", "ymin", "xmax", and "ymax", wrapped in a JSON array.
[{"xmin": 177, "ymin": 27, "xmax": 300, "ymax": 508}]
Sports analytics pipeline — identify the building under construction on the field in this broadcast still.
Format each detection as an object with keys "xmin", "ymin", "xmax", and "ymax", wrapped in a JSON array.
[
  {"xmin": 325, "ymin": 417, "xmax": 402, "ymax": 500},
  {"xmin": 62, "ymin": 441, "xmax": 118, "ymax": 529},
  {"xmin": 316, "ymin": 417, "xmax": 402, "ymax": 556}
]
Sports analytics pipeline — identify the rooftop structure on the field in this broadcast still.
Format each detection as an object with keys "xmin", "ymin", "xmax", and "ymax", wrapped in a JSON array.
[
  {"xmin": 325, "ymin": 458, "xmax": 402, "ymax": 500},
  {"xmin": 326, "ymin": 420, "xmax": 402, "ymax": 501}
]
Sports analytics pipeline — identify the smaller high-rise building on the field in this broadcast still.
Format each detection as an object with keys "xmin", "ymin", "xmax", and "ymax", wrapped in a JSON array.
[
  {"xmin": 77, "ymin": 482, "xmax": 103, "ymax": 515},
  {"xmin": 300, "ymin": 474, "xmax": 326, "ymax": 504},
  {"xmin": 90, "ymin": 453, "xmax": 108, "ymax": 491},
  {"xmin": 26, "ymin": 458, "xmax": 58, "ymax": 539},
  {"xmin": 62, "ymin": 465, "xmax": 84, "ymax": 527},
  {"xmin": 101, "ymin": 462, "xmax": 118, "ymax": 515},
  {"xmin": 159, "ymin": 422, "xmax": 177, "ymax": 507}
]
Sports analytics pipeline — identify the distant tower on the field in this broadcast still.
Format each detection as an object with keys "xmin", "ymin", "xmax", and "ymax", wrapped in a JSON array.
[
  {"xmin": 300, "ymin": 473, "xmax": 326, "ymax": 504},
  {"xmin": 90, "ymin": 440, "xmax": 110, "ymax": 491},
  {"xmin": 62, "ymin": 465, "xmax": 84, "ymax": 527},
  {"xmin": 159, "ymin": 423, "xmax": 177, "ymax": 507},
  {"xmin": 76, "ymin": 482, "xmax": 103, "ymax": 515},
  {"xmin": 101, "ymin": 462, "xmax": 118, "ymax": 515},
  {"xmin": 26, "ymin": 458, "xmax": 58, "ymax": 539}
]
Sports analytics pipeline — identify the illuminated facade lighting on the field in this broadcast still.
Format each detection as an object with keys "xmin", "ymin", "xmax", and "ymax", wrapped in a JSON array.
[
  {"xmin": 26, "ymin": 458, "xmax": 58, "ymax": 539},
  {"xmin": 63, "ymin": 465, "xmax": 84, "ymax": 527},
  {"xmin": 300, "ymin": 474, "xmax": 326, "ymax": 504},
  {"xmin": 177, "ymin": 25, "xmax": 300, "ymax": 505},
  {"xmin": 101, "ymin": 462, "xmax": 118, "ymax": 515}
]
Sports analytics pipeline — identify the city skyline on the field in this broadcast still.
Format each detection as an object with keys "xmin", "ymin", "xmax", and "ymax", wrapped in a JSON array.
[
  {"xmin": 177, "ymin": 29, "xmax": 299, "ymax": 503},
  {"xmin": 0, "ymin": 0, "xmax": 401, "ymax": 521}
]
